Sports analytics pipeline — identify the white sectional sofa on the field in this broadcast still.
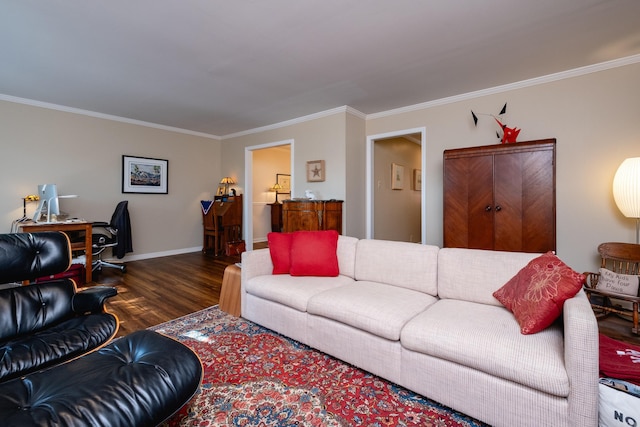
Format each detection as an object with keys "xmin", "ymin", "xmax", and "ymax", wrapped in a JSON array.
[{"xmin": 241, "ymin": 236, "xmax": 599, "ymax": 427}]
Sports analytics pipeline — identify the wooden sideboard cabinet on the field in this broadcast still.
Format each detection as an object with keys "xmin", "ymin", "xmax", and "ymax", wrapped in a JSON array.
[
  {"xmin": 282, "ymin": 200, "xmax": 343, "ymax": 234},
  {"xmin": 443, "ymin": 139, "xmax": 556, "ymax": 253}
]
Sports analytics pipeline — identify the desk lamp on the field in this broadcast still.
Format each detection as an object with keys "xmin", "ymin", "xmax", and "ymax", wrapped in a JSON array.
[
  {"xmin": 613, "ymin": 157, "xmax": 640, "ymax": 244},
  {"xmin": 220, "ymin": 177, "xmax": 235, "ymax": 196},
  {"xmin": 18, "ymin": 194, "xmax": 39, "ymax": 222}
]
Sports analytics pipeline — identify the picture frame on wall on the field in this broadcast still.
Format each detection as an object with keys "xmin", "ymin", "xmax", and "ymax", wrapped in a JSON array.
[
  {"xmin": 306, "ymin": 160, "xmax": 325, "ymax": 182},
  {"xmin": 413, "ymin": 169, "xmax": 422, "ymax": 191},
  {"xmin": 391, "ymin": 163, "xmax": 404, "ymax": 190},
  {"xmin": 122, "ymin": 155, "xmax": 168, "ymax": 194},
  {"xmin": 276, "ymin": 173, "xmax": 291, "ymax": 192}
]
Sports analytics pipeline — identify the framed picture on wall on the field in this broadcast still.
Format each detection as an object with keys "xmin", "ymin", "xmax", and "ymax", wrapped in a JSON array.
[
  {"xmin": 391, "ymin": 163, "xmax": 404, "ymax": 190},
  {"xmin": 122, "ymin": 155, "xmax": 168, "ymax": 194},
  {"xmin": 413, "ymin": 169, "xmax": 422, "ymax": 191},
  {"xmin": 306, "ymin": 160, "xmax": 325, "ymax": 182},
  {"xmin": 276, "ymin": 173, "xmax": 291, "ymax": 192}
]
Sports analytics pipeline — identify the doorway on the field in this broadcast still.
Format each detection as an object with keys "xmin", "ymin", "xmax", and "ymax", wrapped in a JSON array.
[
  {"xmin": 366, "ymin": 127, "xmax": 426, "ymax": 243},
  {"xmin": 243, "ymin": 139, "xmax": 293, "ymax": 251}
]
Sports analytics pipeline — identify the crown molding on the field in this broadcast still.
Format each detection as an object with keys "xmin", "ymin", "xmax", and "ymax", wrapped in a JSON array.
[
  {"xmin": 0, "ymin": 94, "xmax": 221, "ymax": 140},
  {"xmin": 221, "ymin": 105, "xmax": 365, "ymax": 139},
  {"xmin": 367, "ymin": 54, "xmax": 640, "ymax": 120}
]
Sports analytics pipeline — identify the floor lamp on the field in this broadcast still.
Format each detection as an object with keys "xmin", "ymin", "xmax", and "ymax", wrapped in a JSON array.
[{"xmin": 613, "ymin": 157, "xmax": 640, "ymax": 244}]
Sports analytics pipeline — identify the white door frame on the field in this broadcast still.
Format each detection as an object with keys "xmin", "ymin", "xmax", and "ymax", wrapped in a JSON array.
[
  {"xmin": 244, "ymin": 139, "xmax": 294, "ymax": 250},
  {"xmin": 366, "ymin": 127, "xmax": 427, "ymax": 243}
]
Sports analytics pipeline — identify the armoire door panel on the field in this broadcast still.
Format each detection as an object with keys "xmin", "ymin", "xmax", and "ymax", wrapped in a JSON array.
[
  {"xmin": 521, "ymin": 149, "xmax": 555, "ymax": 252},
  {"xmin": 466, "ymin": 156, "xmax": 494, "ymax": 249},
  {"xmin": 494, "ymin": 152, "xmax": 525, "ymax": 252}
]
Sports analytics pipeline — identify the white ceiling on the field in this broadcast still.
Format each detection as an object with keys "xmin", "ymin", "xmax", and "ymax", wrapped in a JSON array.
[{"xmin": 1, "ymin": 0, "xmax": 640, "ymax": 138}]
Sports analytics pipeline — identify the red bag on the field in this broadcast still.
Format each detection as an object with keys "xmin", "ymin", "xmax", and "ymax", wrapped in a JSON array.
[{"xmin": 225, "ymin": 241, "xmax": 246, "ymax": 256}]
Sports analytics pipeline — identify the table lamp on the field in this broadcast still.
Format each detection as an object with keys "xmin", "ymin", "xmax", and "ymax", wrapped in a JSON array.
[
  {"xmin": 613, "ymin": 157, "xmax": 640, "ymax": 244},
  {"xmin": 271, "ymin": 183, "xmax": 283, "ymax": 203},
  {"xmin": 220, "ymin": 177, "xmax": 235, "ymax": 196}
]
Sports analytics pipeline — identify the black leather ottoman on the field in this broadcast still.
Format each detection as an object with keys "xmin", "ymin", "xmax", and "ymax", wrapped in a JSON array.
[{"xmin": 0, "ymin": 330, "xmax": 202, "ymax": 427}]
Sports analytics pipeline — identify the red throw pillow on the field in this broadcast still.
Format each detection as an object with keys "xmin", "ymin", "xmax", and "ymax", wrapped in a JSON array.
[
  {"xmin": 493, "ymin": 252, "xmax": 585, "ymax": 334},
  {"xmin": 289, "ymin": 230, "xmax": 339, "ymax": 277},
  {"xmin": 267, "ymin": 232, "xmax": 293, "ymax": 274}
]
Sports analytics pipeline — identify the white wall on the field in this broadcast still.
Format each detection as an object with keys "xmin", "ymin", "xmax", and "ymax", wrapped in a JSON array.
[
  {"xmin": 366, "ymin": 62, "xmax": 640, "ymax": 272},
  {"xmin": 2, "ymin": 61, "xmax": 638, "ymax": 274},
  {"xmin": 0, "ymin": 100, "xmax": 221, "ymax": 259}
]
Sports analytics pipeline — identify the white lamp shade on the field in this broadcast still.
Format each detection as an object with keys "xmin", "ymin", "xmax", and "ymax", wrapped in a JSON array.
[{"xmin": 613, "ymin": 157, "xmax": 640, "ymax": 218}]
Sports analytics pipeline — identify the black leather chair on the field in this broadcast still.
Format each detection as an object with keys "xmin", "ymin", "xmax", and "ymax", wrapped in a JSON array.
[
  {"xmin": 0, "ymin": 231, "xmax": 119, "ymax": 382},
  {"xmin": 0, "ymin": 232, "xmax": 203, "ymax": 426}
]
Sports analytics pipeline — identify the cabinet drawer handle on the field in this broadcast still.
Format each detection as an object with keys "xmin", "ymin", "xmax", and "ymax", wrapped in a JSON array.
[
  {"xmin": 495, "ymin": 205, "xmax": 502, "ymax": 212},
  {"xmin": 485, "ymin": 205, "xmax": 492, "ymax": 212}
]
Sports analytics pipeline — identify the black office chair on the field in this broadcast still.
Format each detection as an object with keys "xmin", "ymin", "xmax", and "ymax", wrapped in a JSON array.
[{"xmin": 92, "ymin": 201, "xmax": 132, "ymax": 276}]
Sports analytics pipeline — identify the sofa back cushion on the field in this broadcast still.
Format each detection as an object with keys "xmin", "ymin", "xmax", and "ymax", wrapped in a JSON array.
[
  {"xmin": 0, "ymin": 280, "xmax": 75, "ymax": 341},
  {"xmin": 354, "ymin": 240, "xmax": 439, "ymax": 295},
  {"xmin": 336, "ymin": 235, "xmax": 359, "ymax": 279},
  {"xmin": 437, "ymin": 248, "xmax": 540, "ymax": 305}
]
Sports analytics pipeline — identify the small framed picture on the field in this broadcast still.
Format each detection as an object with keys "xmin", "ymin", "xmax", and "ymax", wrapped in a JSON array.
[
  {"xmin": 122, "ymin": 155, "xmax": 168, "ymax": 194},
  {"xmin": 216, "ymin": 186, "xmax": 225, "ymax": 196},
  {"xmin": 306, "ymin": 160, "xmax": 325, "ymax": 182},
  {"xmin": 413, "ymin": 169, "xmax": 422, "ymax": 191},
  {"xmin": 276, "ymin": 173, "xmax": 291, "ymax": 192},
  {"xmin": 391, "ymin": 163, "xmax": 404, "ymax": 190}
]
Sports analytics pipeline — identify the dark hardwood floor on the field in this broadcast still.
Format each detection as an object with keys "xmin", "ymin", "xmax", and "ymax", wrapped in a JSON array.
[
  {"xmin": 89, "ymin": 248, "xmax": 640, "ymax": 345},
  {"xmin": 90, "ymin": 251, "xmax": 241, "ymax": 337}
]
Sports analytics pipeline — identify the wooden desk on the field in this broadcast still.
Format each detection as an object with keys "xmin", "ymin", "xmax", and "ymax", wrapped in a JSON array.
[
  {"xmin": 18, "ymin": 221, "xmax": 93, "ymax": 283},
  {"xmin": 202, "ymin": 195, "xmax": 243, "ymax": 255}
]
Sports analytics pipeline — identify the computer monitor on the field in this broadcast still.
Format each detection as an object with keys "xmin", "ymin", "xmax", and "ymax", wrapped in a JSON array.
[{"xmin": 33, "ymin": 184, "xmax": 60, "ymax": 222}]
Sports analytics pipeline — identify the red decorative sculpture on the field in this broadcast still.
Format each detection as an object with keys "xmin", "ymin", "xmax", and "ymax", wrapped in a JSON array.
[
  {"xmin": 471, "ymin": 103, "xmax": 521, "ymax": 144},
  {"xmin": 494, "ymin": 118, "xmax": 521, "ymax": 144}
]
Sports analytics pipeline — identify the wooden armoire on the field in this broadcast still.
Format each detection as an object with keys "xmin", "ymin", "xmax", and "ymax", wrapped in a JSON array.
[{"xmin": 443, "ymin": 139, "xmax": 556, "ymax": 253}]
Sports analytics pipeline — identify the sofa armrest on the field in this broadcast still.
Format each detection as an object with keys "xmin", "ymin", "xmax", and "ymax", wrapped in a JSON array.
[
  {"xmin": 240, "ymin": 249, "xmax": 272, "ymax": 317},
  {"xmin": 241, "ymin": 249, "xmax": 273, "ymax": 282},
  {"xmin": 563, "ymin": 290, "xmax": 599, "ymax": 427},
  {"xmin": 72, "ymin": 286, "xmax": 118, "ymax": 314}
]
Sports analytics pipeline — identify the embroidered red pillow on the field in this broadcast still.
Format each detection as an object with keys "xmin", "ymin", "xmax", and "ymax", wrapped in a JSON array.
[
  {"xmin": 289, "ymin": 230, "xmax": 339, "ymax": 277},
  {"xmin": 493, "ymin": 252, "xmax": 585, "ymax": 334},
  {"xmin": 267, "ymin": 232, "xmax": 293, "ymax": 274}
]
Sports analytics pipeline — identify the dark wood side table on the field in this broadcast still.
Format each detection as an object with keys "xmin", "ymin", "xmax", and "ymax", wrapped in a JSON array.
[{"xmin": 269, "ymin": 202, "xmax": 283, "ymax": 232}]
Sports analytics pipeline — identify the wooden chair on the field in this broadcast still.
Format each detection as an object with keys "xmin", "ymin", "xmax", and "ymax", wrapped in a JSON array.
[{"xmin": 583, "ymin": 242, "xmax": 640, "ymax": 335}]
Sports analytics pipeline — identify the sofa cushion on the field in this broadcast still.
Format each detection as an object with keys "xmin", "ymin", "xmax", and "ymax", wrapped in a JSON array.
[
  {"xmin": 307, "ymin": 281, "xmax": 437, "ymax": 341},
  {"xmin": 437, "ymin": 248, "xmax": 540, "ymax": 306},
  {"xmin": 493, "ymin": 252, "xmax": 585, "ymax": 334},
  {"xmin": 290, "ymin": 230, "xmax": 340, "ymax": 277},
  {"xmin": 267, "ymin": 232, "xmax": 292, "ymax": 274},
  {"xmin": 244, "ymin": 274, "xmax": 355, "ymax": 312},
  {"xmin": 354, "ymin": 240, "xmax": 439, "ymax": 295},
  {"xmin": 400, "ymin": 299, "xmax": 569, "ymax": 397}
]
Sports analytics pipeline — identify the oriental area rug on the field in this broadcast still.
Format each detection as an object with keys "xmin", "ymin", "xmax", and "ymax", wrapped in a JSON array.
[{"xmin": 151, "ymin": 306, "xmax": 488, "ymax": 427}]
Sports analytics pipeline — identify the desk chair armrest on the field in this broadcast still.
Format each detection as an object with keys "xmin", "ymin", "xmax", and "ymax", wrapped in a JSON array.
[
  {"xmin": 72, "ymin": 286, "xmax": 118, "ymax": 314},
  {"xmin": 92, "ymin": 221, "xmax": 110, "ymax": 227}
]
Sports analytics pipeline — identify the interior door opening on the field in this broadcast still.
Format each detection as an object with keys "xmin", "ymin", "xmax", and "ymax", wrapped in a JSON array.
[{"xmin": 366, "ymin": 128, "xmax": 426, "ymax": 243}]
